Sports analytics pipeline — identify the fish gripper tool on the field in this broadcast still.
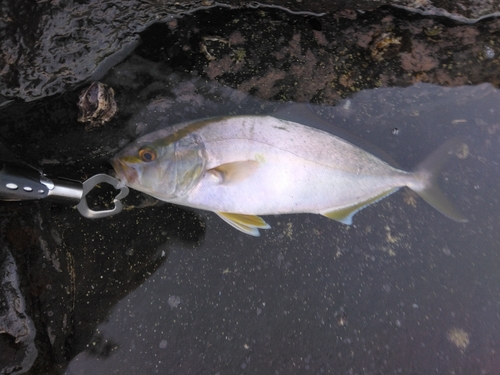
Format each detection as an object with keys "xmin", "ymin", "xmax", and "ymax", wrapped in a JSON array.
[{"xmin": 0, "ymin": 161, "xmax": 128, "ymax": 219}]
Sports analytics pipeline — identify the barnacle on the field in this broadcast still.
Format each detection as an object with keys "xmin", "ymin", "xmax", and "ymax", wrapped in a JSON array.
[
  {"xmin": 447, "ymin": 327, "xmax": 470, "ymax": 350},
  {"xmin": 424, "ymin": 26, "xmax": 443, "ymax": 41},
  {"xmin": 424, "ymin": 25, "xmax": 443, "ymax": 37},
  {"xmin": 370, "ymin": 32, "xmax": 402, "ymax": 61},
  {"xmin": 77, "ymin": 82, "xmax": 118, "ymax": 130},
  {"xmin": 200, "ymin": 36, "xmax": 230, "ymax": 61}
]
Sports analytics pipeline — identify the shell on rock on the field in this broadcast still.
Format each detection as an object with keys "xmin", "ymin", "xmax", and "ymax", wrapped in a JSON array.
[{"xmin": 77, "ymin": 82, "xmax": 117, "ymax": 129}]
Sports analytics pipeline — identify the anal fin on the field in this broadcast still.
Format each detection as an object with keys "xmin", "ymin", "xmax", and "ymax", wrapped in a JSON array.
[
  {"xmin": 216, "ymin": 212, "xmax": 271, "ymax": 236},
  {"xmin": 321, "ymin": 189, "xmax": 398, "ymax": 225}
]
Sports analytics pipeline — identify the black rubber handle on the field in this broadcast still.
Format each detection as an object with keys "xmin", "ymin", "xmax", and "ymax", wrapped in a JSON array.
[{"xmin": 0, "ymin": 161, "xmax": 50, "ymax": 201}]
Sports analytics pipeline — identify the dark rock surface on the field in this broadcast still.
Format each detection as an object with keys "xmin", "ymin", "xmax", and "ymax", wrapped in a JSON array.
[
  {"xmin": 151, "ymin": 6, "xmax": 500, "ymax": 105},
  {"xmin": 1, "ymin": 0, "xmax": 499, "ymax": 106},
  {"xmin": 0, "ymin": 243, "xmax": 37, "ymax": 374}
]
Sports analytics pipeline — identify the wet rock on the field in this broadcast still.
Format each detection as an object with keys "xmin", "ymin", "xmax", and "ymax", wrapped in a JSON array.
[
  {"xmin": 1, "ymin": 0, "xmax": 499, "ymax": 106},
  {"xmin": 135, "ymin": 7, "xmax": 500, "ymax": 105},
  {"xmin": 0, "ymin": 193, "xmax": 205, "ymax": 372},
  {"xmin": 0, "ymin": 244, "xmax": 37, "ymax": 375}
]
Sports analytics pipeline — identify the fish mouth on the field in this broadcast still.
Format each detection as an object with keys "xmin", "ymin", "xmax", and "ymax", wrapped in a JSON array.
[{"xmin": 111, "ymin": 157, "xmax": 138, "ymax": 185}]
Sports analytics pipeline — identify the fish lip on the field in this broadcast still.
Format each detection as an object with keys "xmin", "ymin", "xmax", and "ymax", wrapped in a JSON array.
[{"xmin": 111, "ymin": 157, "xmax": 138, "ymax": 185}]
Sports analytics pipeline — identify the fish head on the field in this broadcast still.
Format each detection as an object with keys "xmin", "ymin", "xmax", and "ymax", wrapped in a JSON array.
[{"xmin": 111, "ymin": 130, "xmax": 207, "ymax": 199}]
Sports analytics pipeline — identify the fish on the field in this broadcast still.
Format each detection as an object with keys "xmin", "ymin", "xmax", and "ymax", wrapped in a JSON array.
[{"xmin": 111, "ymin": 106, "xmax": 467, "ymax": 236}]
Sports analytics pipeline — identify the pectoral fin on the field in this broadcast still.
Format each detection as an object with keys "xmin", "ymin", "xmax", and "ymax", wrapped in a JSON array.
[
  {"xmin": 216, "ymin": 212, "xmax": 271, "ymax": 236},
  {"xmin": 209, "ymin": 161, "xmax": 259, "ymax": 184},
  {"xmin": 321, "ymin": 189, "xmax": 398, "ymax": 225}
]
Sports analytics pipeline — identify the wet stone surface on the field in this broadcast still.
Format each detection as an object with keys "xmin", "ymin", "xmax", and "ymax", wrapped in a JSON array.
[
  {"xmin": 1, "ymin": 1, "xmax": 500, "ymax": 106},
  {"xmin": 0, "ymin": 5, "xmax": 500, "ymax": 375},
  {"xmin": 137, "ymin": 6, "xmax": 500, "ymax": 103}
]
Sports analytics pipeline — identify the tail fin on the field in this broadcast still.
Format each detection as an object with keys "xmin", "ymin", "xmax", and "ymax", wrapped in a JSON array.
[{"xmin": 409, "ymin": 138, "xmax": 468, "ymax": 223}]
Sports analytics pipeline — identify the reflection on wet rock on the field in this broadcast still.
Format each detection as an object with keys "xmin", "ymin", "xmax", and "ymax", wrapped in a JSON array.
[{"xmin": 77, "ymin": 82, "xmax": 118, "ymax": 130}]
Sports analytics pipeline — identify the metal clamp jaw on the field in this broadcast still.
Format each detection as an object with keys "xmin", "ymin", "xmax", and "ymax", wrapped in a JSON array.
[
  {"xmin": 0, "ymin": 161, "xmax": 128, "ymax": 218},
  {"xmin": 76, "ymin": 174, "xmax": 129, "ymax": 218}
]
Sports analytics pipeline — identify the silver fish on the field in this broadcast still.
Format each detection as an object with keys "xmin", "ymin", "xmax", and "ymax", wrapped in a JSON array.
[{"xmin": 112, "ymin": 107, "xmax": 467, "ymax": 236}]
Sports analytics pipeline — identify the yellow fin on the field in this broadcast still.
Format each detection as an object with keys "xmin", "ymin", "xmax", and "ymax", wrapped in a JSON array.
[
  {"xmin": 321, "ymin": 189, "xmax": 397, "ymax": 225},
  {"xmin": 216, "ymin": 212, "xmax": 271, "ymax": 236},
  {"xmin": 209, "ymin": 161, "xmax": 259, "ymax": 184}
]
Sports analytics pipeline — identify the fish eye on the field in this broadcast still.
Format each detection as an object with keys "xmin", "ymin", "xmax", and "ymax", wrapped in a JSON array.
[{"xmin": 139, "ymin": 147, "xmax": 157, "ymax": 162}]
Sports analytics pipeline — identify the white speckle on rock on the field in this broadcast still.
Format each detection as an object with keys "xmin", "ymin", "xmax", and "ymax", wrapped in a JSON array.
[
  {"xmin": 484, "ymin": 46, "xmax": 495, "ymax": 59},
  {"xmin": 168, "ymin": 295, "xmax": 181, "ymax": 309}
]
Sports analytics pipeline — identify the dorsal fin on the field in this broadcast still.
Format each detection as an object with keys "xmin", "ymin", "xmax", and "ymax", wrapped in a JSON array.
[{"xmin": 272, "ymin": 104, "xmax": 400, "ymax": 168}]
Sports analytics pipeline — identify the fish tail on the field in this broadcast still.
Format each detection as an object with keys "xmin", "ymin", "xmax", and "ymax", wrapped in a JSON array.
[{"xmin": 408, "ymin": 138, "xmax": 468, "ymax": 223}]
